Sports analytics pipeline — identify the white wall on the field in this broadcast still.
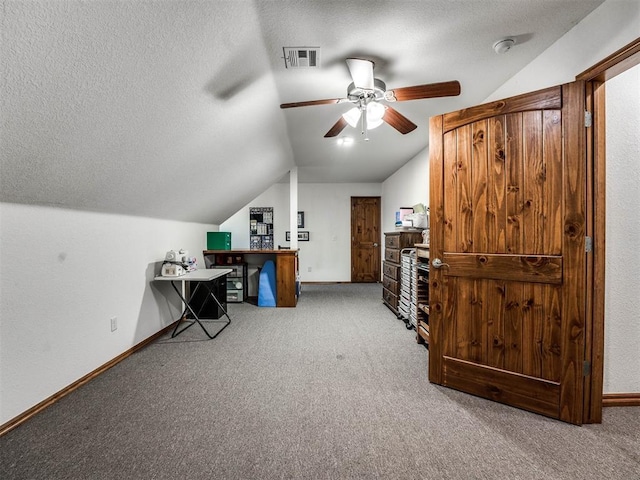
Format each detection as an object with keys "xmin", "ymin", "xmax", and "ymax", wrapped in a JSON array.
[
  {"xmin": 604, "ymin": 65, "xmax": 640, "ymax": 393},
  {"xmin": 298, "ymin": 183, "xmax": 382, "ymax": 281},
  {"xmin": 219, "ymin": 182, "xmax": 291, "ymax": 251},
  {"xmin": 0, "ymin": 202, "xmax": 216, "ymax": 424},
  {"xmin": 381, "ymin": 149, "xmax": 430, "ymax": 234},
  {"xmin": 221, "ymin": 183, "xmax": 382, "ymax": 282}
]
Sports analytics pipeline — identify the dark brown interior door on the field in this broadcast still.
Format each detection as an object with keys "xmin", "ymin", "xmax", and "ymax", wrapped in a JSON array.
[
  {"xmin": 351, "ymin": 196, "xmax": 381, "ymax": 282},
  {"xmin": 429, "ymin": 83, "xmax": 587, "ymax": 424}
]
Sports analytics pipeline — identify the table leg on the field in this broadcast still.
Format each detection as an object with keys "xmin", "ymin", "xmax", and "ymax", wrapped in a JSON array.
[{"xmin": 169, "ymin": 279, "xmax": 231, "ymax": 339}]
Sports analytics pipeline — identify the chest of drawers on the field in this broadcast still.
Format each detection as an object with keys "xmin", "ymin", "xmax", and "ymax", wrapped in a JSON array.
[{"xmin": 382, "ymin": 231, "xmax": 423, "ymax": 316}]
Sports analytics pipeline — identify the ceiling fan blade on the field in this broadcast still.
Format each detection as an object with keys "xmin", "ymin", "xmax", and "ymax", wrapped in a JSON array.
[
  {"xmin": 388, "ymin": 81, "xmax": 461, "ymax": 102},
  {"xmin": 383, "ymin": 106, "xmax": 417, "ymax": 134},
  {"xmin": 324, "ymin": 117, "xmax": 349, "ymax": 138},
  {"xmin": 280, "ymin": 98, "xmax": 347, "ymax": 109},
  {"xmin": 346, "ymin": 58, "xmax": 374, "ymax": 91}
]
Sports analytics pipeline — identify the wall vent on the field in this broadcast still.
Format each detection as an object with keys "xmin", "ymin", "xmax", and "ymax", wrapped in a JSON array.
[{"xmin": 283, "ymin": 47, "xmax": 320, "ymax": 68}]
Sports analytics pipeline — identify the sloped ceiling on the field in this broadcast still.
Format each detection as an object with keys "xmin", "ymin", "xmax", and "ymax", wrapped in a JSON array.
[{"xmin": 0, "ymin": 0, "xmax": 604, "ymax": 224}]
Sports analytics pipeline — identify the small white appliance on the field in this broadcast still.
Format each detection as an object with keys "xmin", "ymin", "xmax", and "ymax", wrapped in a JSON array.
[
  {"xmin": 161, "ymin": 263, "xmax": 186, "ymax": 277},
  {"xmin": 165, "ymin": 249, "xmax": 189, "ymax": 263}
]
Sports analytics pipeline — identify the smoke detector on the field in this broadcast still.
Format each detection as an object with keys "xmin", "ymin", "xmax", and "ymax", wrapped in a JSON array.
[{"xmin": 493, "ymin": 38, "xmax": 516, "ymax": 54}]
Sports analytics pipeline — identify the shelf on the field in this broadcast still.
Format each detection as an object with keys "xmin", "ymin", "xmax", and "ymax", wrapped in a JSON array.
[
  {"xmin": 415, "ymin": 241, "xmax": 430, "ymax": 346},
  {"xmin": 417, "ymin": 319, "xmax": 429, "ymax": 345},
  {"xmin": 415, "ymin": 244, "xmax": 429, "ymax": 261}
]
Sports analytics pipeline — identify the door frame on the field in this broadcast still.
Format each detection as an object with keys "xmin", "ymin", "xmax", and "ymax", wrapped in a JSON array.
[{"xmin": 577, "ymin": 36, "xmax": 640, "ymax": 421}]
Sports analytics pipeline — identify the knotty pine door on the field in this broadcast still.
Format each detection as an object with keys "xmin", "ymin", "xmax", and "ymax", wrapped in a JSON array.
[
  {"xmin": 428, "ymin": 83, "xmax": 588, "ymax": 424},
  {"xmin": 351, "ymin": 196, "xmax": 381, "ymax": 282}
]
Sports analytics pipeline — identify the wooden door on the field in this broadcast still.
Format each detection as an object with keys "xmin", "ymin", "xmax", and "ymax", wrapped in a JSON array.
[
  {"xmin": 429, "ymin": 83, "xmax": 587, "ymax": 424},
  {"xmin": 351, "ymin": 196, "xmax": 381, "ymax": 282}
]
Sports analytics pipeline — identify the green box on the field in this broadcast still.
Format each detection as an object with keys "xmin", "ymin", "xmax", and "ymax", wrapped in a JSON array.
[{"xmin": 207, "ymin": 232, "xmax": 232, "ymax": 250}]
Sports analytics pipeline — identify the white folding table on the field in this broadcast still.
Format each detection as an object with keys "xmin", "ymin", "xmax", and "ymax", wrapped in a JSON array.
[{"xmin": 154, "ymin": 269, "xmax": 232, "ymax": 339}]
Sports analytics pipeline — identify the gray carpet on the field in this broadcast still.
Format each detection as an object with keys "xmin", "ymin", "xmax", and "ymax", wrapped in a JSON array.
[{"xmin": 1, "ymin": 284, "xmax": 638, "ymax": 480}]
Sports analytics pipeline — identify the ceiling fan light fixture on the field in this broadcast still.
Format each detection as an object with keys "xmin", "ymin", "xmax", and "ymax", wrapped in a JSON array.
[
  {"xmin": 286, "ymin": 58, "xmax": 461, "ymax": 139},
  {"xmin": 367, "ymin": 101, "xmax": 385, "ymax": 122},
  {"xmin": 342, "ymin": 107, "xmax": 361, "ymax": 128},
  {"xmin": 367, "ymin": 117, "xmax": 384, "ymax": 129},
  {"xmin": 364, "ymin": 101, "xmax": 385, "ymax": 130}
]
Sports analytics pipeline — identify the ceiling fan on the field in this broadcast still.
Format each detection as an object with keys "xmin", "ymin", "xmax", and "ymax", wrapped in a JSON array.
[{"xmin": 280, "ymin": 58, "xmax": 461, "ymax": 139}]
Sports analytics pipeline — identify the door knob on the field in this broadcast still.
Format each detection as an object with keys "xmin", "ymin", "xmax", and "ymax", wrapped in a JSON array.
[
  {"xmin": 432, "ymin": 258, "xmax": 450, "ymax": 269},
  {"xmin": 374, "ymin": 243, "xmax": 379, "ymax": 247}
]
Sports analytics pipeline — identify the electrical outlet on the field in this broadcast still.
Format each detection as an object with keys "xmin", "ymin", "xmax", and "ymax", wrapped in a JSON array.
[
  {"xmin": 308, "ymin": 267, "xmax": 312, "ymax": 272},
  {"xmin": 110, "ymin": 316, "xmax": 117, "ymax": 332}
]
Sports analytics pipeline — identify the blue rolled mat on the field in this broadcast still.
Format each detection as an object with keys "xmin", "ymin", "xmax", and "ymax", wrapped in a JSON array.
[{"xmin": 258, "ymin": 260, "xmax": 276, "ymax": 307}]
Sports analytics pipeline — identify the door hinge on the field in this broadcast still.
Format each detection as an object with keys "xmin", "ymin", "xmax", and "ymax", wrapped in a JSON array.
[
  {"xmin": 583, "ymin": 360, "xmax": 591, "ymax": 377},
  {"xmin": 585, "ymin": 236, "xmax": 593, "ymax": 253},
  {"xmin": 584, "ymin": 110, "xmax": 593, "ymax": 128}
]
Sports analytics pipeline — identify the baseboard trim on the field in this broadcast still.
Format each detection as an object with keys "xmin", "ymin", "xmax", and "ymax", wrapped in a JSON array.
[
  {"xmin": 602, "ymin": 393, "xmax": 640, "ymax": 407},
  {"xmin": 302, "ymin": 281, "xmax": 382, "ymax": 285},
  {"xmin": 0, "ymin": 321, "xmax": 178, "ymax": 437}
]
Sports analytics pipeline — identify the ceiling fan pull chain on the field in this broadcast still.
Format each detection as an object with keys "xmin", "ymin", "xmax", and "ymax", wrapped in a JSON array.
[{"xmin": 362, "ymin": 107, "xmax": 370, "ymax": 141}]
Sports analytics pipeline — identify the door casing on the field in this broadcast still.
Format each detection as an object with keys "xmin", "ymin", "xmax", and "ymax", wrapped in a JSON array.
[{"xmin": 577, "ymin": 36, "xmax": 640, "ymax": 418}]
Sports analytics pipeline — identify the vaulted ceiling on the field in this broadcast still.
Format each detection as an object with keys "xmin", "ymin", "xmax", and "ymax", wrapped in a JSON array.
[{"xmin": 1, "ymin": 0, "xmax": 604, "ymax": 224}]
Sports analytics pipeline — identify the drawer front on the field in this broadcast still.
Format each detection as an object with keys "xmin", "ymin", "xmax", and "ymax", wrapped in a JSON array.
[
  {"xmin": 385, "ymin": 234, "xmax": 400, "ymax": 249},
  {"xmin": 227, "ymin": 289, "xmax": 244, "ymax": 303},
  {"xmin": 382, "ymin": 287, "xmax": 397, "ymax": 308},
  {"xmin": 382, "ymin": 275, "xmax": 399, "ymax": 295},
  {"xmin": 400, "ymin": 232, "xmax": 424, "ymax": 248},
  {"xmin": 383, "ymin": 261, "xmax": 400, "ymax": 280},
  {"xmin": 385, "ymin": 248, "xmax": 400, "ymax": 263},
  {"xmin": 416, "ymin": 247, "xmax": 429, "ymax": 259}
]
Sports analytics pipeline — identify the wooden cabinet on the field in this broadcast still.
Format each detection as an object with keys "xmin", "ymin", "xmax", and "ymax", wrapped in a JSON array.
[
  {"xmin": 203, "ymin": 249, "xmax": 298, "ymax": 307},
  {"xmin": 382, "ymin": 231, "xmax": 423, "ymax": 316},
  {"xmin": 415, "ymin": 244, "xmax": 430, "ymax": 345}
]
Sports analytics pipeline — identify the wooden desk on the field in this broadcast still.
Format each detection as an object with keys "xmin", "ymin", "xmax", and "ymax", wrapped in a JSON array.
[{"xmin": 204, "ymin": 250, "xmax": 298, "ymax": 307}]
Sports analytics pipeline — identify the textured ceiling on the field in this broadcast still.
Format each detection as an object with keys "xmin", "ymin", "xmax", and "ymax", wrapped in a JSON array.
[{"xmin": 0, "ymin": 0, "xmax": 605, "ymax": 223}]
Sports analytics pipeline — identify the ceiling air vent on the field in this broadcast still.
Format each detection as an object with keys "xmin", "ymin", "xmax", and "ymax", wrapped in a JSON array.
[{"xmin": 283, "ymin": 47, "xmax": 320, "ymax": 68}]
